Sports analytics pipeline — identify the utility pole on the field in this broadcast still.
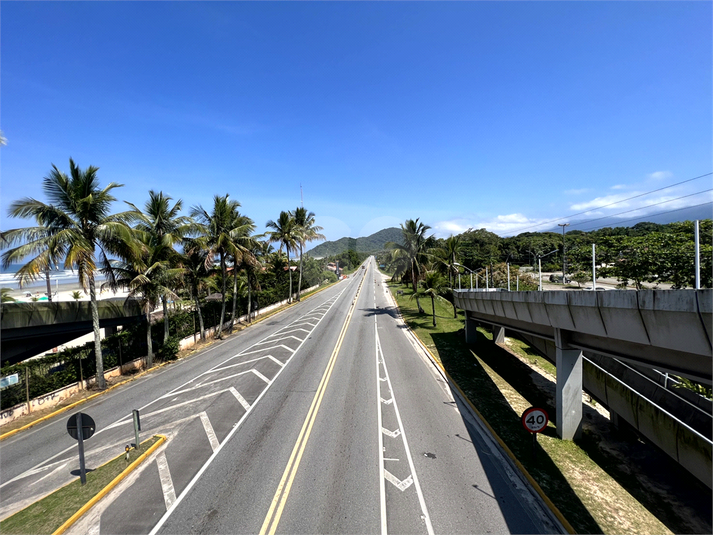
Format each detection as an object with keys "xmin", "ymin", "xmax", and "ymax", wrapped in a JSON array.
[{"xmin": 558, "ymin": 223, "xmax": 570, "ymax": 284}]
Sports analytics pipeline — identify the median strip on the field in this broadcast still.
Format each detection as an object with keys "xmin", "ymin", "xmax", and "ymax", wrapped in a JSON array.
[{"xmin": 0, "ymin": 435, "xmax": 165, "ymax": 535}]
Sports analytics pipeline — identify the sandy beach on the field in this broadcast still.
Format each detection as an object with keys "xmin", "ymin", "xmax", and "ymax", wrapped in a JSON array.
[{"xmin": 5, "ymin": 280, "xmax": 131, "ymax": 303}]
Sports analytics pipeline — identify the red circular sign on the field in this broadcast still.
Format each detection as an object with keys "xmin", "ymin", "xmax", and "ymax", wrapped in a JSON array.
[{"xmin": 521, "ymin": 407, "xmax": 549, "ymax": 433}]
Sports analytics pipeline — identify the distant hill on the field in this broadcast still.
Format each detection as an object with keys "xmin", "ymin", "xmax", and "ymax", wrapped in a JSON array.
[{"xmin": 306, "ymin": 227, "xmax": 402, "ymax": 257}]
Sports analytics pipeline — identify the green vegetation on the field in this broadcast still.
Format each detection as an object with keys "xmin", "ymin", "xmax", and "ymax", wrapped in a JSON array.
[
  {"xmin": 0, "ymin": 436, "xmax": 160, "ymax": 535},
  {"xmin": 306, "ymin": 227, "xmax": 402, "ymax": 257}
]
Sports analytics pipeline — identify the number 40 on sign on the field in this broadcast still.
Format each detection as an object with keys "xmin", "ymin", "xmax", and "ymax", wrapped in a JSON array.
[{"xmin": 521, "ymin": 407, "xmax": 549, "ymax": 460}]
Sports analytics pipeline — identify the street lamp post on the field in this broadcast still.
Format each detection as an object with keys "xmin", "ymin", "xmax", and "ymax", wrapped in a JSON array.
[
  {"xmin": 453, "ymin": 263, "xmax": 476, "ymax": 290},
  {"xmin": 537, "ymin": 249, "xmax": 559, "ymax": 291},
  {"xmin": 558, "ymin": 223, "xmax": 570, "ymax": 284}
]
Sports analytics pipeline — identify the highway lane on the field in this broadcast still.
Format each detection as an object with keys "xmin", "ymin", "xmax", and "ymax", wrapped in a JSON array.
[
  {"xmin": 3, "ymin": 257, "xmax": 563, "ymax": 534},
  {"xmin": 150, "ymin": 258, "xmax": 562, "ymax": 535},
  {"xmin": 0, "ymin": 276, "xmax": 358, "ymax": 521}
]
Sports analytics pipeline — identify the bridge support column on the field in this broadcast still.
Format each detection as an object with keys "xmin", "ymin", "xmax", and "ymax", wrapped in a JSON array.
[
  {"xmin": 555, "ymin": 328, "xmax": 583, "ymax": 440},
  {"xmin": 464, "ymin": 313, "xmax": 479, "ymax": 345},
  {"xmin": 493, "ymin": 326, "xmax": 505, "ymax": 344}
]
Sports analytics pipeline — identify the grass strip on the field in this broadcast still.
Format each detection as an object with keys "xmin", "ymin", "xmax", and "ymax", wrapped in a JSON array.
[
  {"xmin": 1, "ymin": 436, "xmax": 161, "ymax": 535},
  {"xmin": 387, "ymin": 281, "xmax": 674, "ymax": 535}
]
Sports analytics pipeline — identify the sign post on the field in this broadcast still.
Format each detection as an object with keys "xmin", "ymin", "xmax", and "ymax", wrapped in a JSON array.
[
  {"xmin": 132, "ymin": 409, "xmax": 141, "ymax": 450},
  {"xmin": 521, "ymin": 407, "xmax": 549, "ymax": 460},
  {"xmin": 67, "ymin": 413, "xmax": 96, "ymax": 485}
]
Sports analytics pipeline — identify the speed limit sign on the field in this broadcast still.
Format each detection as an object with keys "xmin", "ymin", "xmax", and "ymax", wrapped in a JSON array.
[{"xmin": 521, "ymin": 407, "xmax": 549, "ymax": 433}]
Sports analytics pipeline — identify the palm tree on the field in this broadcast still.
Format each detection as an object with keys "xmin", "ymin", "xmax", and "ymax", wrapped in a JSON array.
[
  {"xmin": 1, "ymin": 159, "xmax": 134, "ymax": 389},
  {"xmin": 180, "ymin": 239, "xmax": 210, "ymax": 341},
  {"xmin": 190, "ymin": 195, "xmax": 250, "ymax": 339},
  {"xmin": 1, "ymin": 288, "xmax": 15, "ymax": 303},
  {"xmin": 71, "ymin": 290, "xmax": 83, "ymax": 301},
  {"xmin": 388, "ymin": 218, "xmax": 432, "ymax": 313},
  {"xmin": 266, "ymin": 211, "xmax": 298, "ymax": 303},
  {"xmin": 417, "ymin": 271, "xmax": 448, "ymax": 327},
  {"xmin": 112, "ymin": 237, "xmax": 180, "ymax": 367},
  {"xmin": 291, "ymin": 207, "xmax": 325, "ymax": 301},
  {"xmin": 433, "ymin": 235, "xmax": 463, "ymax": 318},
  {"xmin": 126, "ymin": 191, "xmax": 196, "ymax": 343},
  {"xmin": 227, "ymin": 212, "xmax": 257, "ymax": 332}
]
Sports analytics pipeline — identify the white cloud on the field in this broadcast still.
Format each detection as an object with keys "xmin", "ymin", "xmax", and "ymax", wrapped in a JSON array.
[
  {"xmin": 610, "ymin": 184, "xmax": 626, "ymax": 190},
  {"xmin": 570, "ymin": 193, "xmax": 633, "ymax": 211},
  {"xmin": 648, "ymin": 170, "xmax": 673, "ymax": 181},
  {"xmin": 434, "ymin": 214, "xmax": 550, "ymax": 237}
]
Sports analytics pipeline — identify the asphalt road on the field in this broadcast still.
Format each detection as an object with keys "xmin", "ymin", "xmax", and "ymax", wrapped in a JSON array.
[{"xmin": 1, "ymin": 258, "xmax": 563, "ymax": 534}]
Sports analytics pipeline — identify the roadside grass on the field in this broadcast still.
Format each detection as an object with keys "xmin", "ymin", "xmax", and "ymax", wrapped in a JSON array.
[
  {"xmin": 387, "ymin": 280, "xmax": 675, "ymax": 535},
  {"xmin": 0, "ymin": 436, "xmax": 160, "ymax": 535}
]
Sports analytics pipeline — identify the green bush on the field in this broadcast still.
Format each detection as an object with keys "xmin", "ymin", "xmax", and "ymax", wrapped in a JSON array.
[{"xmin": 158, "ymin": 335, "xmax": 180, "ymax": 361}]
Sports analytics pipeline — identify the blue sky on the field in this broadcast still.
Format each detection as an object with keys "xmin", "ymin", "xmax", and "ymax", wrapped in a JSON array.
[{"xmin": 1, "ymin": 2, "xmax": 711, "ymax": 244}]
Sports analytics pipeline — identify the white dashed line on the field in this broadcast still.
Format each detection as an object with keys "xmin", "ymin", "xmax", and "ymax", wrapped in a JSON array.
[
  {"xmin": 199, "ymin": 412, "xmax": 220, "ymax": 452},
  {"xmin": 156, "ymin": 452, "xmax": 177, "ymax": 510}
]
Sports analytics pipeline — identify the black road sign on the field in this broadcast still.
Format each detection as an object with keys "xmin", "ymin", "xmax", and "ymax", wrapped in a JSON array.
[{"xmin": 67, "ymin": 413, "xmax": 96, "ymax": 441}]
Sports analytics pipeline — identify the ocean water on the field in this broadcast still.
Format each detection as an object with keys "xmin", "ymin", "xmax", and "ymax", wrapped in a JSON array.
[{"xmin": 0, "ymin": 264, "xmax": 106, "ymax": 290}]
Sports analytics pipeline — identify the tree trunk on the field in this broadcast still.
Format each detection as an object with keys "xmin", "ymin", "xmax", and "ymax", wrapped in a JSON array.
[
  {"xmin": 247, "ymin": 274, "xmax": 252, "ymax": 323},
  {"xmin": 162, "ymin": 296, "xmax": 169, "ymax": 343},
  {"xmin": 287, "ymin": 247, "xmax": 293, "ymax": 303},
  {"xmin": 88, "ymin": 274, "xmax": 106, "ymax": 389},
  {"xmin": 230, "ymin": 261, "xmax": 238, "ymax": 333},
  {"xmin": 145, "ymin": 308, "xmax": 153, "ymax": 368},
  {"xmin": 415, "ymin": 293, "xmax": 424, "ymax": 314},
  {"xmin": 411, "ymin": 262, "xmax": 418, "ymax": 293},
  {"xmin": 45, "ymin": 267, "xmax": 53, "ymax": 302},
  {"xmin": 297, "ymin": 243, "xmax": 304, "ymax": 301},
  {"xmin": 453, "ymin": 300, "xmax": 457, "ymax": 319},
  {"xmin": 193, "ymin": 287, "xmax": 205, "ymax": 340},
  {"xmin": 217, "ymin": 253, "xmax": 227, "ymax": 339},
  {"xmin": 431, "ymin": 295, "xmax": 436, "ymax": 326}
]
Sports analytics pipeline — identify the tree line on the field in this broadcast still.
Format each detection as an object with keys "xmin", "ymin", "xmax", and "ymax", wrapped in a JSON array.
[{"xmin": 1, "ymin": 158, "xmax": 330, "ymax": 389}]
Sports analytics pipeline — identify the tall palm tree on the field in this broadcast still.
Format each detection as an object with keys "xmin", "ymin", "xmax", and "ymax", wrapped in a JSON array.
[
  {"xmin": 433, "ymin": 235, "xmax": 463, "ymax": 318},
  {"xmin": 388, "ymin": 218, "xmax": 432, "ymax": 313},
  {"xmin": 291, "ymin": 207, "xmax": 325, "ymax": 301},
  {"xmin": 180, "ymin": 238, "xmax": 211, "ymax": 341},
  {"xmin": 190, "ymin": 195, "xmax": 250, "ymax": 339},
  {"xmin": 417, "ymin": 271, "xmax": 448, "ymax": 327},
  {"xmin": 227, "ymin": 212, "xmax": 257, "ymax": 332},
  {"xmin": 112, "ymin": 236, "xmax": 180, "ymax": 367},
  {"xmin": 266, "ymin": 211, "xmax": 298, "ymax": 303},
  {"xmin": 0, "ymin": 158, "xmax": 134, "ymax": 389},
  {"xmin": 126, "ymin": 191, "xmax": 196, "ymax": 343}
]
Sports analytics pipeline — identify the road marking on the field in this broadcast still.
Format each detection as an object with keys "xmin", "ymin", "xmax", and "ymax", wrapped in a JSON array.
[
  {"xmin": 229, "ymin": 387, "xmax": 251, "ymax": 411},
  {"xmin": 383, "ymin": 458, "xmax": 400, "ymax": 461},
  {"xmin": 199, "ymin": 412, "xmax": 220, "ymax": 452},
  {"xmin": 156, "ymin": 452, "xmax": 177, "ymax": 510},
  {"xmin": 251, "ymin": 369, "xmax": 272, "ymax": 384},
  {"xmin": 240, "ymin": 344, "xmax": 296, "ymax": 356},
  {"xmin": 149, "ymin": 283, "xmax": 353, "ymax": 535},
  {"xmin": 375, "ymin": 303, "xmax": 388, "ymax": 535},
  {"xmin": 376, "ymin": 332, "xmax": 435, "ymax": 535},
  {"xmin": 380, "ymin": 397, "xmax": 393, "ymax": 405},
  {"xmin": 384, "ymin": 470, "xmax": 414, "ymax": 492},
  {"xmin": 254, "ymin": 335, "xmax": 304, "ymax": 346},
  {"xmin": 267, "ymin": 355, "xmax": 285, "ymax": 367},
  {"xmin": 260, "ymin": 268, "xmax": 367, "ymax": 535},
  {"xmin": 29, "ymin": 462, "xmax": 68, "ymax": 486},
  {"xmin": 381, "ymin": 427, "xmax": 401, "ymax": 438}
]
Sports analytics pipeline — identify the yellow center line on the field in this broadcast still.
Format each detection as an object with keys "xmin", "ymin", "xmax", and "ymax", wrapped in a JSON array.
[{"xmin": 260, "ymin": 269, "xmax": 367, "ymax": 535}]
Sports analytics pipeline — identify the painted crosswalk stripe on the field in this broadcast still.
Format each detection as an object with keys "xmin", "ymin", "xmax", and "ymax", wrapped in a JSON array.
[
  {"xmin": 156, "ymin": 452, "xmax": 177, "ymax": 510},
  {"xmin": 200, "ymin": 412, "xmax": 220, "ymax": 452},
  {"xmin": 229, "ymin": 387, "xmax": 251, "ymax": 411},
  {"xmin": 384, "ymin": 469, "xmax": 414, "ymax": 491}
]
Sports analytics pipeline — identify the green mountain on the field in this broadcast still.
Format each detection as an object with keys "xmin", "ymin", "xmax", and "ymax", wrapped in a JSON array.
[{"xmin": 306, "ymin": 227, "xmax": 402, "ymax": 257}]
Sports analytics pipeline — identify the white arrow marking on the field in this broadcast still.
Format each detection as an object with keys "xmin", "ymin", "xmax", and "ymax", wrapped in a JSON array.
[
  {"xmin": 381, "ymin": 427, "xmax": 401, "ymax": 438},
  {"xmin": 379, "ymin": 377, "xmax": 387, "ymax": 382},
  {"xmin": 380, "ymin": 397, "xmax": 393, "ymax": 405},
  {"xmin": 384, "ymin": 470, "xmax": 413, "ymax": 491},
  {"xmin": 29, "ymin": 462, "xmax": 68, "ymax": 486}
]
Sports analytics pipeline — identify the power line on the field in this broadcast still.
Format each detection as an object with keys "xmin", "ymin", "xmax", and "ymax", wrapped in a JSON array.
[
  {"xmin": 574, "ymin": 201, "xmax": 713, "ymax": 232},
  {"xmin": 568, "ymin": 189, "xmax": 713, "ymax": 230},
  {"xmin": 507, "ymin": 171, "xmax": 712, "ymax": 235}
]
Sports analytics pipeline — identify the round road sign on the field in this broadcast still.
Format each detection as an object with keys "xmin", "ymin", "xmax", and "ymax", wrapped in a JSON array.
[
  {"xmin": 521, "ymin": 407, "xmax": 548, "ymax": 433},
  {"xmin": 67, "ymin": 413, "xmax": 96, "ymax": 441}
]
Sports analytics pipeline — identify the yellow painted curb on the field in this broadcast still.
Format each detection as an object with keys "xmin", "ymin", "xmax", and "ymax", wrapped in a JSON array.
[
  {"xmin": 388, "ymin": 287, "xmax": 576, "ymax": 534},
  {"xmin": 51, "ymin": 434, "xmax": 167, "ymax": 535}
]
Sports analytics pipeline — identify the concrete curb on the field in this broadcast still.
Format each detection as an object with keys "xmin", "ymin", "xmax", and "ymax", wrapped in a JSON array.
[
  {"xmin": 1, "ymin": 281, "xmax": 339, "ymax": 442},
  {"xmin": 383, "ymin": 281, "xmax": 576, "ymax": 535},
  {"xmin": 51, "ymin": 434, "xmax": 167, "ymax": 535}
]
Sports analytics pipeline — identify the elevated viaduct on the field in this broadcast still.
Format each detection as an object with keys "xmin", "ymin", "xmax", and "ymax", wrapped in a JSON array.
[{"xmin": 454, "ymin": 288, "xmax": 712, "ymax": 488}]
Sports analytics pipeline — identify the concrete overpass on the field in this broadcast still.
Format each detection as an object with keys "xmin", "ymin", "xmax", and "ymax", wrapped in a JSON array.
[
  {"xmin": 454, "ymin": 288, "xmax": 712, "ymax": 486},
  {"xmin": 0, "ymin": 298, "xmax": 143, "ymax": 365}
]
